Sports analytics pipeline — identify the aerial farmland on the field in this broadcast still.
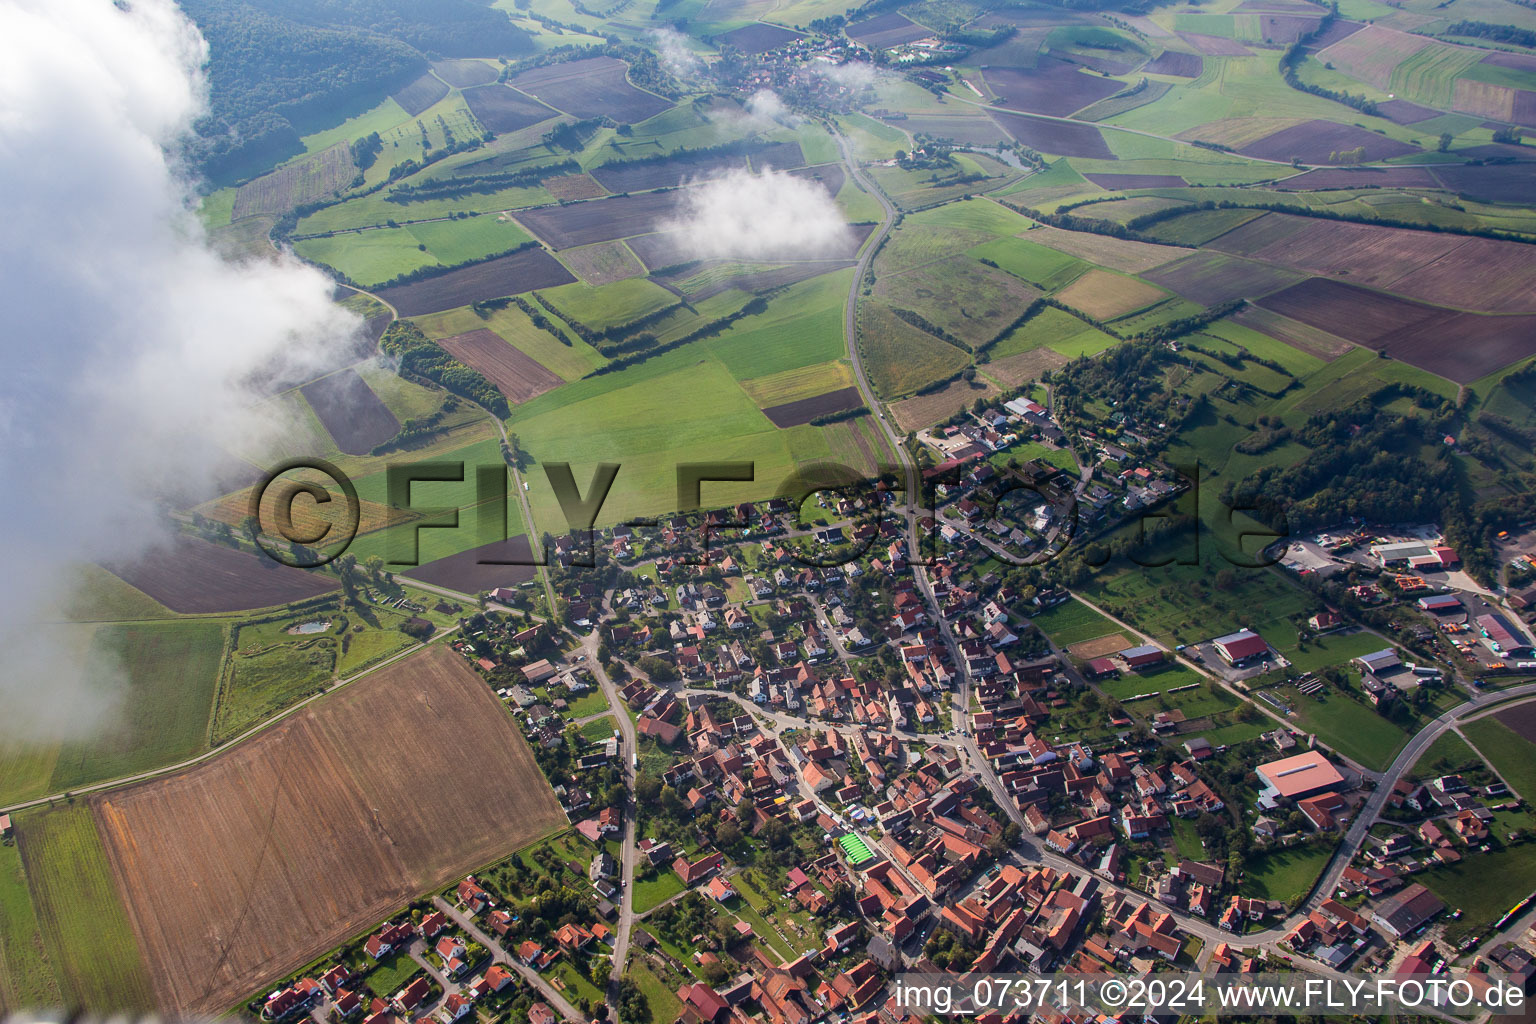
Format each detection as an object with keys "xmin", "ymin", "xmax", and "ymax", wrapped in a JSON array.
[{"xmin": 6, "ymin": 0, "xmax": 1536, "ymax": 1017}]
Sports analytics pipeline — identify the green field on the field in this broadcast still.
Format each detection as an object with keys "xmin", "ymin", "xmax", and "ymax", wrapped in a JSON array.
[
  {"xmin": 1417, "ymin": 842, "xmax": 1536, "ymax": 941},
  {"xmin": 15, "ymin": 804, "xmax": 153, "ymax": 1010},
  {"xmin": 1240, "ymin": 845, "xmax": 1332, "ymax": 905},
  {"xmin": 48, "ymin": 621, "xmax": 224, "ymax": 792},
  {"xmin": 1463, "ymin": 715, "xmax": 1536, "ymax": 800},
  {"xmin": 1413, "ymin": 729, "xmax": 1483, "ymax": 778},
  {"xmin": 859, "ymin": 302, "xmax": 970, "ymax": 398},
  {"xmin": 0, "ymin": 840, "xmax": 61, "ymax": 1012},
  {"xmin": 1030, "ymin": 598, "xmax": 1125, "ymax": 647},
  {"xmin": 990, "ymin": 305, "xmax": 1119, "ymax": 360},
  {"xmin": 1270, "ymin": 684, "xmax": 1409, "ymax": 772}
]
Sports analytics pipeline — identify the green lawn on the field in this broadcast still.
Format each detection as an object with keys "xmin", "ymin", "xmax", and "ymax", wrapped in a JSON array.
[
  {"xmin": 1463, "ymin": 716, "xmax": 1536, "ymax": 801},
  {"xmin": 15, "ymin": 804, "xmax": 154, "ymax": 1011},
  {"xmin": 1030, "ymin": 598, "xmax": 1125, "ymax": 647},
  {"xmin": 634, "ymin": 871, "xmax": 686, "ymax": 914},
  {"xmin": 1240, "ymin": 845, "xmax": 1332, "ymax": 905},
  {"xmin": 627, "ymin": 960, "xmax": 683, "ymax": 1022},
  {"xmin": 1413, "ymin": 729, "xmax": 1483, "ymax": 779},
  {"xmin": 1273, "ymin": 685, "xmax": 1409, "ymax": 772},
  {"xmin": 1417, "ymin": 842, "xmax": 1536, "ymax": 941},
  {"xmin": 365, "ymin": 949, "xmax": 424, "ymax": 997}
]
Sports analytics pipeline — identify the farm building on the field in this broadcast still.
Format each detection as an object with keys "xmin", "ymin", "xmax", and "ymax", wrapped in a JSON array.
[
  {"xmin": 1372, "ymin": 541, "xmax": 1432, "ymax": 566},
  {"xmin": 1212, "ymin": 629, "xmax": 1269, "ymax": 665},
  {"xmin": 1255, "ymin": 750, "xmax": 1345, "ymax": 808},
  {"xmin": 1083, "ymin": 657, "xmax": 1118, "ymax": 679},
  {"xmin": 1120, "ymin": 644, "xmax": 1165, "ymax": 669},
  {"xmin": 1479, "ymin": 612, "xmax": 1533, "ymax": 654},
  {"xmin": 1417, "ymin": 594, "xmax": 1463, "ymax": 615},
  {"xmin": 1370, "ymin": 883, "xmax": 1446, "ymax": 939},
  {"xmin": 1354, "ymin": 649, "xmax": 1402, "ymax": 675}
]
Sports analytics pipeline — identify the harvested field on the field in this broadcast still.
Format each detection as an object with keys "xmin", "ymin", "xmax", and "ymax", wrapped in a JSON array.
[
  {"xmin": 432, "ymin": 59, "xmax": 499, "ymax": 88},
  {"xmin": 1239, "ymin": 120, "xmax": 1417, "ymax": 163},
  {"xmin": 717, "ymin": 22, "xmax": 803, "ymax": 53},
  {"xmin": 1299, "ymin": 16, "xmax": 1362, "ymax": 47},
  {"xmin": 740, "ymin": 360, "xmax": 856, "ymax": 406},
  {"xmin": 859, "ymin": 302, "xmax": 971, "ymax": 398},
  {"xmin": 899, "ymin": 114, "xmax": 1014, "ymax": 146},
  {"xmin": 983, "ymin": 59, "xmax": 1123, "ymax": 116},
  {"xmin": 725, "ymin": 260, "xmax": 855, "ymax": 295},
  {"xmin": 1316, "ymin": 25, "xmax": 1428, "ymax": 89},
  {"xmin": 1141, "ymin": 50, "xmax": 1202, "ymax": 76},
  {"xmin": 1179, "ymin": 32, "xmax": 1251, "ymax": 55},
  {"xmin": 300, "ymin": 368, "xmax": 400, "ymax": 455},
  {"xmin": 515, "ymin": 190, "xmax": 679, "ymax": 250},
  {"xmin": 461, "ymin": 85, "xmax": 559, "ymax": 134},
  {"xmin": 1143, "ymin": 251, "xmax": 1302, "ymax": 305},
  {"xmin": 891, "ymin": 377, "xmax": 1002, "ymax": 432},
  {"xmin": 1376, "ymin": 98, "xmax": 1440, "ymax": 124},
  {"xmin": 1432, "ymin": 163, "xmax": 1536, "ymax": 204},
  {"xmin": 105, "ymin": 536, "xmax": 337, "ymax": 614},
  {"xmin": 1454, "ymin": 79, "xmax": 1536, "ymax": 127},
  {"xmin": 762, "ymin": 387, "xmax": 864, "ymax": 427},
  {"xmin": 589, "ymin": 152, "xmax": 745, "ymax": 193},
  {"xmin": 542, "ymin": 174, "xmax": 607, "ymax": 201},
  {"xmin": 1067, "ymin": 633, "xmax": 1131, "ymax": 658},
  {"xmin": 845, "ymin": 12, "xmax": 931, "ymax": 47},
  {"xmin": 1055, "ymin": 268, "xmax": 1168, "ymax": 320},
  {"xmin": 751, "ymin": 141, "xmax": 806, "ymax": 170},
  {"xmin": 511, "ymin": 57, "xmax": 671, "ymax": 123},
  {"xmin": 1274, "ymin": 166, "xmax": 1440, "ymax": 190},
  {"xmin": 1256, "ymin": 278, "xmax": 1536, "ymax": 381},
  {"xmin": 789, "ymin": 162, "xmax": 846, "ymax": 196},
  {"xmin": 231, "ymin": 144, "xmax": 354, "ymax": 221},
  {"xmin": 1018, "ymin": 224, "xmax": 1186, "ymax": 272},
  {"xmin": 404, "ymin": 536, "xmax": 538, "ymax": 592},
  {"xmin": 561, "ymin": 240, "xmax": 645, "ymax": 284},
  {"xmin": 391, "ymin": 72, "xmax": 450, "ymax": 117},
  {"xmin": 990, "ymin": 110, "xmax": 1115, "ymax": 159},
  {"xmin": 1084, "ymin": 173, "xmax": 1186, "ymax": 189},
  {"xmin": 1253, "ymin": 13, "xmax": 1323, "ymax": 43},
  {"xmin": 1229, "ymin": 304, "xmax": 1353, "ymax": 360},
  {"xmin": 988, "ymin": 346, "xmax": 1070, "ymax": 387},
  {"xmin": 376, "ymin": 248, "xmax": 575, "ymax": 316},
  {"xmin": 93, "ymin": 645, "xmax": 564, "ymax": 1016},
  {"xmin": 1209, "ymin": 212, "xmax": 1536, "ymax": 312},
  {"xmin": 437, "ymin": 329, "xmax": 563, "ymax": 403}
]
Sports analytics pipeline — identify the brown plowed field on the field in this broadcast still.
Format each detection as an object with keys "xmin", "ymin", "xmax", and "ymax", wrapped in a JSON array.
[
  {"xmin": 1068, "ymin": 634, "xmax": 1131, "ymax": 658},
  {"xmin": 1496, "ymin": 702, "xmax": 1536, "ymax": 744},
  {"xmin": 105, "ymin": 535, "xmax": 338, "ymax": 613},
  {"xmin": 845, "ymin": 12, "xmax": 931, "ymax": 47},
  {"xmin": 437, "ymin": 329, "xmax": 562, "ymax": 403},
  {"xmin": 1256, "ymin": 278, "xmax": 1536, "ymax": 382},
  {"xmin": 717, "ymin": 22, "xmax": 803, "ymax": 53},
  {"xmin": 1209, "ymin": 212, "xmax": 1536, "ymax": 312},
  {"xmin": 93, "ymin": 645, "xmax": 565, "ymax": 1016},
  {"xmin": 990, "ymin": 110, "xmax": 1116, "ymax": 159},
  {"xmin": 404, "ymin": 536, "xmax": 539, "ymax": 593},
  {"xmin": 515, "ymin": 191, "xmax": 681, "ymax": 250},
  {"xmin": 762, "ymin": 386, "xmax": 864, "ymax": 427},
  {"xmin": 432, "ymin": 60, "xmax": 499, "ymax": 89},
  {"xmin": 391, "ymin": 72, "xmax": 449, "ymax": 117},
  {"xmin": 1238, "ymin": 120, "xmax": 1416, "ymax": 163},
  {"xmin": 461, "ymin": 85, "xmax": 559, "ymax": 134},
  {"xmin": 983, "ymin": 59, "xmax": 1123, "ymax": 117},
  {"xmin": 301, "ymin": 368, "xmax": 400, "ymax": 455},
  {"xmin": 510, "ymin": 57, "xmax": 671, "ymax": 123},
  {"xmin": 376, "ymin": 248, "xmax": 575, "ymax": 316}
]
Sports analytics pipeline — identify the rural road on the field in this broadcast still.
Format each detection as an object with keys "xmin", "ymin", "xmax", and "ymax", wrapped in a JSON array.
[
  {"xmin": 581, "ymin": 630, "xmax": 640, "ymax": 1020},
  {"xmin": 433, "ymin": 896, "xmax": 585, "ymax": 1023}
]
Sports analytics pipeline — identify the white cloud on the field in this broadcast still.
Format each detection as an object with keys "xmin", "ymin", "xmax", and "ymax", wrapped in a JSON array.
[
  {"xmin": 745, "ymin": 89, "xmax": 797, "ymax": 126},
  {"xmin": 650, "ymin": 27, "xmax": 705, "ymax": 81},
  {"xmin": 0, "ymin": 0, "xmax": 359, "ymax": 739},
  {"xmin": 660, "ymin": 167, "xmax": 851, "ymax": 260}
]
